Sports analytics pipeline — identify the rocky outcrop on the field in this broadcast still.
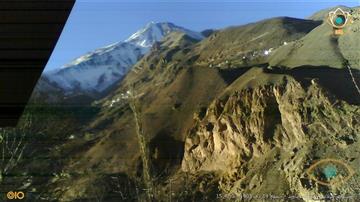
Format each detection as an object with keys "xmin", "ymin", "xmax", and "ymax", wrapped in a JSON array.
[{"xmin": 182, "ymin": 78, "xmax": 360, "ymax": 198}]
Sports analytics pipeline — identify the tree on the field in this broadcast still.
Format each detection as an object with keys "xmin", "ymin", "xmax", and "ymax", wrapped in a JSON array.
[{"xmin": 0, "ymin": 110, "xmax": 32, "ymax": 183}]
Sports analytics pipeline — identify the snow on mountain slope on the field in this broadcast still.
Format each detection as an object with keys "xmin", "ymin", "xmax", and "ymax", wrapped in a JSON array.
[
  {"xmin": 45, "ymin": 22, "xmax": 204, "ymax": 93},
  {"xmin": 126, "ymin": 22, "xmax": 204, "ymax": 47},
  {"xmin": 46, "ymin": 42, "xmax": 145, "ymax": 92}
]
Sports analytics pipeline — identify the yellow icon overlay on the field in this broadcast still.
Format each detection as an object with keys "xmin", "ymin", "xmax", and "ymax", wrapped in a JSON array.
[
  {"xmin": 6, "ymin": 191, "xmax": 25, "ymax": 200},
  {"xmin": 327, "ymin": 8, "xmax": 353, "ymax": 36}
]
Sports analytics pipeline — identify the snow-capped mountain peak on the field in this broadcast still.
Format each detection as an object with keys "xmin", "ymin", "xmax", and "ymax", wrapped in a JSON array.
[
  {"xmin": 45, "ymin": 22, "xmax": 204, "ymax": 94},
  {"xmin": 125, "ymin": 22, "xmax": 204, "ymax": 47}
]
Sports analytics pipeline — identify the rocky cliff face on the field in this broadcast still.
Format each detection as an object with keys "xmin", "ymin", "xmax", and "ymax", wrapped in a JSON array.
[{"xmin": 182, "ymin": 77, "xmax": 360, "ymax": 198}]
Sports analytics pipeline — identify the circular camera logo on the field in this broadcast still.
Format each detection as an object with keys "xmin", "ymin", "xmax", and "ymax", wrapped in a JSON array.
[
  {"xmin": 6, "ymin": 191, "xmax": 25, "ymax": 200},
  {"xmin": 334, "ymin": 15, "xmax": 346, "ymax": 27},
  {"xmin": 306, "ymin": 159, "xmax": 355, "ymax": 186},
  {"xmin": 6, "ymin": 191, "xmax": 15, "ymax": 200}
]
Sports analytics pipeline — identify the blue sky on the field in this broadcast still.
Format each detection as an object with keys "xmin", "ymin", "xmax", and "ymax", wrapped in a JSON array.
[{"xmin": 44, "ymin": 0, "xmax": 360, "ymax": 71}]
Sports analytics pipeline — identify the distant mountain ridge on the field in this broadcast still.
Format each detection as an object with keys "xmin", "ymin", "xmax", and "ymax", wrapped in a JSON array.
[
  {"xmin": 43, "ymin": 22, "xmax": 204, "ymax": 94},
  {"xmin": 308, "ymin": 5, "xmax": 354, "ymax": 21}
]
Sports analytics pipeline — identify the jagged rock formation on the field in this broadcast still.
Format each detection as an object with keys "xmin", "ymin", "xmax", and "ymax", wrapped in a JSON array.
[
  {"xmin": 182, "ymin": 76, "xmax": 360, "ymax": 199},
  {"xmin": 178, "ymin": 6, "xmax": 360, "ymax": 201}
]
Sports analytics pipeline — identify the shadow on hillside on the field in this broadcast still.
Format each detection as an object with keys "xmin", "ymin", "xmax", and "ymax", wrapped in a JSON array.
[
  {"xmin": 265, "ymin": 65, "xmax": 360, "ymax": 105},
  {"xmin": 149, "ymin": 130, "xmax": 184, "ymax": 178},
  {"xmin": 219, "ymin": 66, "xmax": 254, "ymax": 84}
]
